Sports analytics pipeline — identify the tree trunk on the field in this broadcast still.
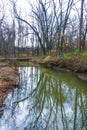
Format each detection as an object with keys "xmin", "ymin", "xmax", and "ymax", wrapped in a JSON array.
[{"xmin": 79, "ymin": 0, "xmax": 84, "ymax": 52}]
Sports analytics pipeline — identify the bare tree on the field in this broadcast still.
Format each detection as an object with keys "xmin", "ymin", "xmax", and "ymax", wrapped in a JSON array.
[
  {"xmin": 12, "ymin": 0, "xmax": 57, "ymax": 55},
  {"xmin": 9, "ymin": 0, "xmax": 87, "ymax": 56}
]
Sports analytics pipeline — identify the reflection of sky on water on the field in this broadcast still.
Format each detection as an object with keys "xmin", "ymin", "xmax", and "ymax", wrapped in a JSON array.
[{"xmin": 0, "ymin": 66, "xmax": 87, "ymax": 130}]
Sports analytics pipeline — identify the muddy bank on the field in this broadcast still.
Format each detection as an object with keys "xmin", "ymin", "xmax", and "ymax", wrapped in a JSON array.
[
  {"xmin": 41, "ymin": 57, "xmax": 87, "ymax": 81},
  {"xmin": 0, "ymin": 62, "xmax": 19, "ymax": 108}
]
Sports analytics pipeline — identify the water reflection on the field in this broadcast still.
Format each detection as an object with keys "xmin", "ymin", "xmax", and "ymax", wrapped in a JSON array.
[{"xmin": 0, "ymin": 66, "xmax": 87, "ymax": 130}]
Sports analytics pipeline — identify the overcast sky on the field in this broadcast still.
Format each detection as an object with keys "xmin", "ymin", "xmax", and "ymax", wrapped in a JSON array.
[{"xmin": 0, "ymin": 0, "xmax": 87, "ymax": 21}]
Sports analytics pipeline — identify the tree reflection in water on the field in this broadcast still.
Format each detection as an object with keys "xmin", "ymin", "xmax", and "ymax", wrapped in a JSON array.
[{"xmin": 0, "ymin": 66, "xmax": 87, "ymax": 130}]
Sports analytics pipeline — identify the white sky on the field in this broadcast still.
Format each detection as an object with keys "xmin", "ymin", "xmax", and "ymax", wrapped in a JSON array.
[
  {"xmin": 0, "ymin": 0, "xmax": 87, "ymax": 23},
  {"xmin": 15, "ymin": 0, "xmax": 86, "ymax": 20}
]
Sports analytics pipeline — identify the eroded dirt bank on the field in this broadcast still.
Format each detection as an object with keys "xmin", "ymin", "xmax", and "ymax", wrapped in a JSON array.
[{"xmin": 40, "ymin": 57, "xmax": 87, "ymax": 81}]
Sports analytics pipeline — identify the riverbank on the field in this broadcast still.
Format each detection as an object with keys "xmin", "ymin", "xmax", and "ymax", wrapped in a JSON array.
[
  {"xmin": 0, "ymin": 60, "xmax": 19, "ymax": 107},
  {"xmin": 13, "ymin": 53, "xmax": 87, "ymax": 81},
  {"xmin": 39, "ymin": 52, "xmax": 87, "ymax": 81}
]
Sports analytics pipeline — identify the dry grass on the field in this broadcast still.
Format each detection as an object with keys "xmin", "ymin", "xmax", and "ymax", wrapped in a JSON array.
[{"xmin": 0, "ymin": 66, "xmax": 19, "ymax": 105}]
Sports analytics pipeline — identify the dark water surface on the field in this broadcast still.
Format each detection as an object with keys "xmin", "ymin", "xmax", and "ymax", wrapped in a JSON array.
[{"xmin": 0, "ymin": 66, "xmax": 87, "ymax": 130}]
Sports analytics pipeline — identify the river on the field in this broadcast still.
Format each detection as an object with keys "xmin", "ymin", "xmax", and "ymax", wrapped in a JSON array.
[{"xmin": 0, "ymin": 65, "xmax": 87, "ymax": 130}]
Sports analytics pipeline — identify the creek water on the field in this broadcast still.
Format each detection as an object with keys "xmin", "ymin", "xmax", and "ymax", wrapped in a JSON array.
[{"xmin": 0, "ymin": 65, "xmax": 87, "ymax": 130}]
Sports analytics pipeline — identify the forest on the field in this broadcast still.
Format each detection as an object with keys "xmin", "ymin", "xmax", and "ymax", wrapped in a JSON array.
[{"xmin": 0, "ymin": 0, "xmax": 87, "ymax": 57}]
